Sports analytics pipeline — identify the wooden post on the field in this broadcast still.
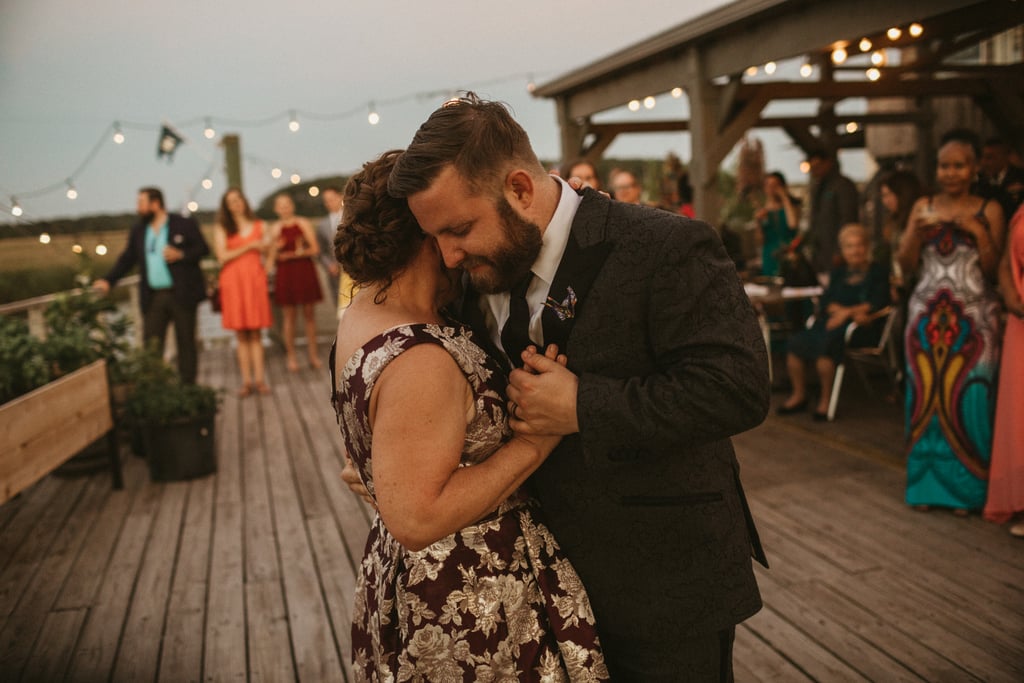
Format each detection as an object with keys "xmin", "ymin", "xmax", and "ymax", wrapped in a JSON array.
[{"xmin": 223, "ymin": 134, "xmax": 243, "ymax": 191}]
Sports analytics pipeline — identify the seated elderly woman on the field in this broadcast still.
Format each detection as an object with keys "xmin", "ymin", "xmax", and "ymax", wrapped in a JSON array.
[{"xmin": 777, "ymin": 223, "xmax": 891, "ymax": 421}]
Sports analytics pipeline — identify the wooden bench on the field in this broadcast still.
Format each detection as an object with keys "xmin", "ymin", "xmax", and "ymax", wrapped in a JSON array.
[{"xmin": 1, "ymin": 359, "xmax": 122, "ymax": 505}]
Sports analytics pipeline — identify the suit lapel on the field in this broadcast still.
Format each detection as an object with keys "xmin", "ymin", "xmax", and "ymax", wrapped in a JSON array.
[
  {"xmin": 449, "ymin": 275, "xmax": 510, "ymax": 373},
  {"xmin": 541, "ymin": 190, "xmax": 614, "ymax": 351}
]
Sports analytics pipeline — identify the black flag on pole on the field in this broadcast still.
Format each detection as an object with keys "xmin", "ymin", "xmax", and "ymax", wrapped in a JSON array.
[{"xmin": 157, "ymin": 122, "xmax": 185, "ymax": 162}]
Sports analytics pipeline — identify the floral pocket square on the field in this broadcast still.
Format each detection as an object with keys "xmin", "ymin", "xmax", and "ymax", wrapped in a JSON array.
[{"xmin": 544, "ymin": 286, "xmax": 577, "ymax": 321}]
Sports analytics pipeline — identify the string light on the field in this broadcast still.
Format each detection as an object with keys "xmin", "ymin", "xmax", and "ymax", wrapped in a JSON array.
[
  {"xmin": 367, "ymin": 102, "xmax": 380, "ymax": 126},
  {"xmin": 72, "ymin": 243, "xmax": 83, "ymax": 254},
  {"xmin": 10, "ymin": 198, "xmax": 22, "ymax": 217},
  {"xmin": 887, "ymin": 27, "xmax": 902, "ymax": 41},
  {"xmin": 643, "ymin": 96, "xmax": 656, "ymax": 110},
  {"xmin": 671, "ymin": 87, "xmax": 683, "ymax": 98},
  {"xmin": 764, "ymin": 61, "xmax": 777, "ymax": 75},
  {"xmin": 201, "ymin": 178, "xmax": 213, "ymax": 190},
  {"xmin": 627, "ymin": 99, "xmax": 640, "ymax": 112},
  {"xmin": 799, "ymin": 161, "xmax": 811, "ymax": 174},
  {"xmin": 39, "ymin": 233, "xmax": 51, "ymax": 244},
  {"xmin": 112, "ymin": 123, "xmax": 125, "ymax": 145},
  {"xmin": 800, "ymin": 62, "xmax": 814, "ymax": 78},
  {"xmin": 866, "ymin": 67, "xmax": 881, "ymax": 81},
  {"xmin": 909, "ymin": 23, "xmax": 923, "ymax": 37},
  {"xmin": 831, "ymin": 47, "xmax": 848, "ymax": 65},
  {"xmin": 65, "ymin": 181, "xmax": 78, "ymax": 200},
  {"xmin": 859, "ymin": 37, "xmax": 872, "ymax": 52},
  {"xmin": 308, "ymin": 186, "xmax": 320, "ymax": 197},
  {"xmin": 203, "ymin": 118, "xmax": 216, "ymax": 139},
  {"xmin": 288, "ymin": 110, "xmax": 300, "ymax": 132},
  {"xmin": 871, "ymin": 50, "xmax": 886, "ymax": 66},
  {"xmin": 271, "ymin": 167, "xmax": 282, "ymax": 179},
  {"xmin": 187, "ymin": 200, "xmax": 199, "ymax": 212},
  {"xmin": 289, "ymin": 173, "xmax": 301, "ymax": 184},
  {"xmin": 845, "ymin": 122, "xmax": 859, "ymax": 133},
  {"xmin": 745, "ymin": 65, "xmax": 758, "ymax": 76},
  {"xmin": 95, "ymin": 244, "xmax": 107, "ymax": 255}
]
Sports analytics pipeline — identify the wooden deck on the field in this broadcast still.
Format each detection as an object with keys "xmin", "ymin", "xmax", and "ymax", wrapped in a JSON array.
[{"xmin": 1, "ymin": 343, "xmax": 1021, "ymax": 682}]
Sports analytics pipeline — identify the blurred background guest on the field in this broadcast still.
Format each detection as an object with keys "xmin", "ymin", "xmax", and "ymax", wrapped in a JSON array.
[
  {"xmin": 877, "ymin": 169, "xmax": 923, "ymax": 292},
  {"xmin": 806, "ymin": 147, "xmax": 859, "ymax": 278},
  {"xmin": 609, "ymin": 169, "xmax": 642, "ymax": 204},
  {"xmin": 214, "ymin": 188, "xmax": 272, "ymax": 396},
  {"xmin": 268, "ymin": 193, "xmax": 323, "ymax": 372},
  {"xmin": 561, "ymin": 158, "xmax": 601, "ymax": 191},
  {"xmin": 777, "ymin": 223, "xmax": 890, "ymax": 421},
  {"xmin": 317, "ymin": 185, "xmax": 345, "ymax": 307},
  {"xmin": 976, "ymin": 137, "xmax": 1024, "ymax": 220},
  {"xmin": 985, "ymin": 204, "xmax": 1024, "ymax": 536},
  {"xmin": 897, "ymin": 128, "xmax": 1006, "ymax": 515},
  {"xmin": 754, "ymin": 171, "xmax": 801, "ymax": 278}
]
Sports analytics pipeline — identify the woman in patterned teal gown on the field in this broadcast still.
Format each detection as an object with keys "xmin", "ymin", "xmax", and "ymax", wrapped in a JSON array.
[{"xmin": 896, "ymin": 129, "xmax": 1006, "ymax": 513}]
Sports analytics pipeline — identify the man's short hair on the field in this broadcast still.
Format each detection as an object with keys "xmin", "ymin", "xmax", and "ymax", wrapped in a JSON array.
[
  {"xmin": 388, "ymin": 92, "xmax": 542, "ymax": 198},
  {"xmin": 139, "ymin": 186, "xmax": 164, "ymax": 208}
]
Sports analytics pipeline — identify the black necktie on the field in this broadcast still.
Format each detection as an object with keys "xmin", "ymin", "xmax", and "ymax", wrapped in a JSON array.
[{"xmin": 500, "ymin": 272, "xmax": 534, "ymax": 368}]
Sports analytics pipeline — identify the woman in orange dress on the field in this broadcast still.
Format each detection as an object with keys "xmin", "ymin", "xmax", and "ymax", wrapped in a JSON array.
[
  {"xmin": 214, "ymin": 188, "xmax": 273, "ymax": 396},
  {"xmin": 267, "ymin": 193, "xmax": 323, "ymax": 371},
  {"xmin": 985, "ymin": 204, "xmax": 1024, "ymax": 536}
]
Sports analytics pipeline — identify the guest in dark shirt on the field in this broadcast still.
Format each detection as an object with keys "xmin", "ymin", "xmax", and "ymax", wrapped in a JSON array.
[{"xmin": 777, "ymin": 223, "xmax": 890, "ymax": 421}]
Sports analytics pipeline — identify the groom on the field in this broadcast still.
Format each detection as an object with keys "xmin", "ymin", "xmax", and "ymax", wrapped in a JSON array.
[{"xmin": 389, "ymin": 94, "xmax": 770, "ymax": 681}]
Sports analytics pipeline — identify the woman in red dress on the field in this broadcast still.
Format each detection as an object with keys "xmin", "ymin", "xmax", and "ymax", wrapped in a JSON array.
[
  {"xmin": 214, "ymin": 188, "xmax": 273, "ymax": 396},
  {"xmin": 268, "ymin": 193, "xmax": 323, "ymax": 371}
]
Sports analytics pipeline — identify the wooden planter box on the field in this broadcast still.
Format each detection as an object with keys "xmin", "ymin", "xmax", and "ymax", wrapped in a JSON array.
[{"xmin": 0, "ymin": 359, "xmax": 122, "ymax": 504}]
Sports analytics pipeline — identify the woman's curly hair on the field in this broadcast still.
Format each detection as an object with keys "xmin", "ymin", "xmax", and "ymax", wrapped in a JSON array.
[{"xmin": 334, "ymin": 149, "xmax": 423, "ymax": 301}]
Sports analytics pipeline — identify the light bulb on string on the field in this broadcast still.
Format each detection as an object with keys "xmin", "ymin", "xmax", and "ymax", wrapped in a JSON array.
[
  {"xmin": 290, "ymin": 173, "xmax": 301, "ymax": 185},
  {"xmin": 887, "ymin": 27, "xmax": 902, "ymax": 41},
  {"xmin": 72, "ymin": 243, "xmax": 83, "ymax": 254},
  {"xmin": 308, "ymin": 186, "xmax": 320, "ymax": 198},
  {"xmin": 627, "ymin": 99, "xmax": 640, "ymax": 112},
  {"xmin": 203, "ymin": 118, "xmax": 216, "ymax": 139},
  {"xmin": 764, "ymin": 61, "xmax": 777, "ymax": 75},
  {"xmin": 745, "ymin": 65, "xmax": 758, "ymax": 76},
  {"xmin": 367, "ymin": 102, "xmax": 380, "ymax": 126},
  {"xmin": 39, "ymin": 233, "xmax": 51, "ymax": 244},
  {"xmin": 11, "ymin": 198, "xmax": 22, "ymax": 217},
  {"xmin": 187, "ymin": 201, "xmax": 199, "ymax": 213},
  {"xmin": 643, "ymin": 96, "xmax": 656, "ymax": 110},
  {"xmin": 671, "ymin": 87, "xmax": 683, "ymax": 98},
  {"xmin": 859, "ymin": 37, "xmax": 872, "ymax": 52},
  {"xmin": 866, "ymin": 67, "xmax": 881, "ymax": 81},
  {"xmin": 871, "ymin": 50, "xmax": 886, "ymax": 66},
  {"xmin": 288, "ymin": 110, "xmax": 300, "ymax": 132},
  {"xmin": 66, "ymin": 181, "xmax": 78, "ymax": 200},
  {"xmin": 201, "ymin": 178, "xmax": 213, "ymax": 190},
  {"xmin": 909, "ymin": 23, "xmax": 923, "ymax": 37},
  {"xmin": 112, "ymin": 122, "xmax": 125, "ymax": 144},
  {"xmin": 271, "ymin": 167, "xmax": 282, "ymax": 179},
  {"xmin": 95, "ymin": 244, "xmax": 108, "ymax": 256},
  {"xmin": 831, "ymin": 47, "xmax": 848, "ymax": 64},
  {"xmin": 800, "ymin": 62, "xmax": 814, "ymax": 78},
  {"xmin": 845, "ymin": 122, "xmax": 859, "ymax": 133}
]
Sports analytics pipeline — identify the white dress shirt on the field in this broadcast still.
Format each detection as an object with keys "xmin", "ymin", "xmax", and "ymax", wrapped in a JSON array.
[{"xmin": 482, "ymin": 175, "xmax": 582, "ymax": 354}]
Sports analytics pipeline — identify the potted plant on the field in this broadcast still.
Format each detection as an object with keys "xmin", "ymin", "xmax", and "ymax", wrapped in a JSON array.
[{"xmin": 122, "ymin": 348, "xmax": 221, "ymax": 481}]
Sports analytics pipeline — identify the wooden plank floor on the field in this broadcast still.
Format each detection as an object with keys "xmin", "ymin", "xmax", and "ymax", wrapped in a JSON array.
[{"xmin": 1, "ymin": 343, "xmax": 1021, "ymax": 682}]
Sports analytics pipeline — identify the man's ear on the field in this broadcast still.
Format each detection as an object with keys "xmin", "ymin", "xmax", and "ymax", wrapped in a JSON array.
[{"xmin": 504, "ymin": 169, "xmax": 535, "ymax": 209}]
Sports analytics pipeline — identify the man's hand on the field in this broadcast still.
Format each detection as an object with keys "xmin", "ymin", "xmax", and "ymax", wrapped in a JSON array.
[
  {"xmin": 340, "ymin": 456, "xmax": 374, "ymax": 506},
  {"xmin": 507, "ymin": 346, "xmax": 579, "ymax": 436},
  {"xmin": 92, "ymin": 279, "xmax": 111, "ymax": 294},
  {"xmin": 565, "ymin": 175, "xmax": 610, "ymax": 199},
  {"xmin": 163, "ymin": 245, "xmax": 184, "ymax": 263}
]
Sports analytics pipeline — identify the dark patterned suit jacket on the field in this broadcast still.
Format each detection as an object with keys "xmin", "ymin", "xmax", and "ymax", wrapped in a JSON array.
[{"xmin": 460, "ymin": 188, "xmax": 770, "ymax": 663}]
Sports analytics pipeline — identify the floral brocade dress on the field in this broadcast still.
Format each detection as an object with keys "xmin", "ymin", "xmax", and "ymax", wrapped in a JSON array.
[
  {"xmin": 330, "ymin": 323, "xmax": 607, "ymax": 682},
  {"xmin": 904, "ymin": 202, "xmax": 1001, "ymax": 511}
]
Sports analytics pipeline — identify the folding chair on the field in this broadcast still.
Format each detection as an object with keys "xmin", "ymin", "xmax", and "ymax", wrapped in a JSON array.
[{"xmin": 826, "ymin": 306, "xmax": 902, "ymax": 421}]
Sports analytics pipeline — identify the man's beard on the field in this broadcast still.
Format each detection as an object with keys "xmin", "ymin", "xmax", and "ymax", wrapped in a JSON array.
[
  {"xmin": 463, "ymin": 195, "xmax": 543, "ymax": 294},
  {"xmin": 139, "ymin": 210, "xmax": 156, "ymax": 224}
]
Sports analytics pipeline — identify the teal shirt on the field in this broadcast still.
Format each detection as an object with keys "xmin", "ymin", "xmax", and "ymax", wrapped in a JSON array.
[{"xmin": 145, "ymin": 221, "xmax": 173, "ymax": 290}]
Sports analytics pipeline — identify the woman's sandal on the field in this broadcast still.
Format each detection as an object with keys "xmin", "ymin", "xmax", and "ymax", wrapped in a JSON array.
[{"xmin": 237, "ymin": 383, "xmax": 254, "ymax": 398}]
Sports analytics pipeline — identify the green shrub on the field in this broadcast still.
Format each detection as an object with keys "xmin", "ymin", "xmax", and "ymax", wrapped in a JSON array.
[{"xmin": 0, "ymin": 316, "xmax": 51, "ymax": 403}]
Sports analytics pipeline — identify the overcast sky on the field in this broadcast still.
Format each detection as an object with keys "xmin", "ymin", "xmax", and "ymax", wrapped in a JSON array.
[{"xmin": 1, "ymin": 0, "xmax": 816, "ymax": 221}]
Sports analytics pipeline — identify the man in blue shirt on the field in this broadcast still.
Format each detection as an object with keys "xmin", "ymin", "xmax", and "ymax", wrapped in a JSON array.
[{"xmin": 95, "ymin": 187, "xmax": 210, "ymax": 383}]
